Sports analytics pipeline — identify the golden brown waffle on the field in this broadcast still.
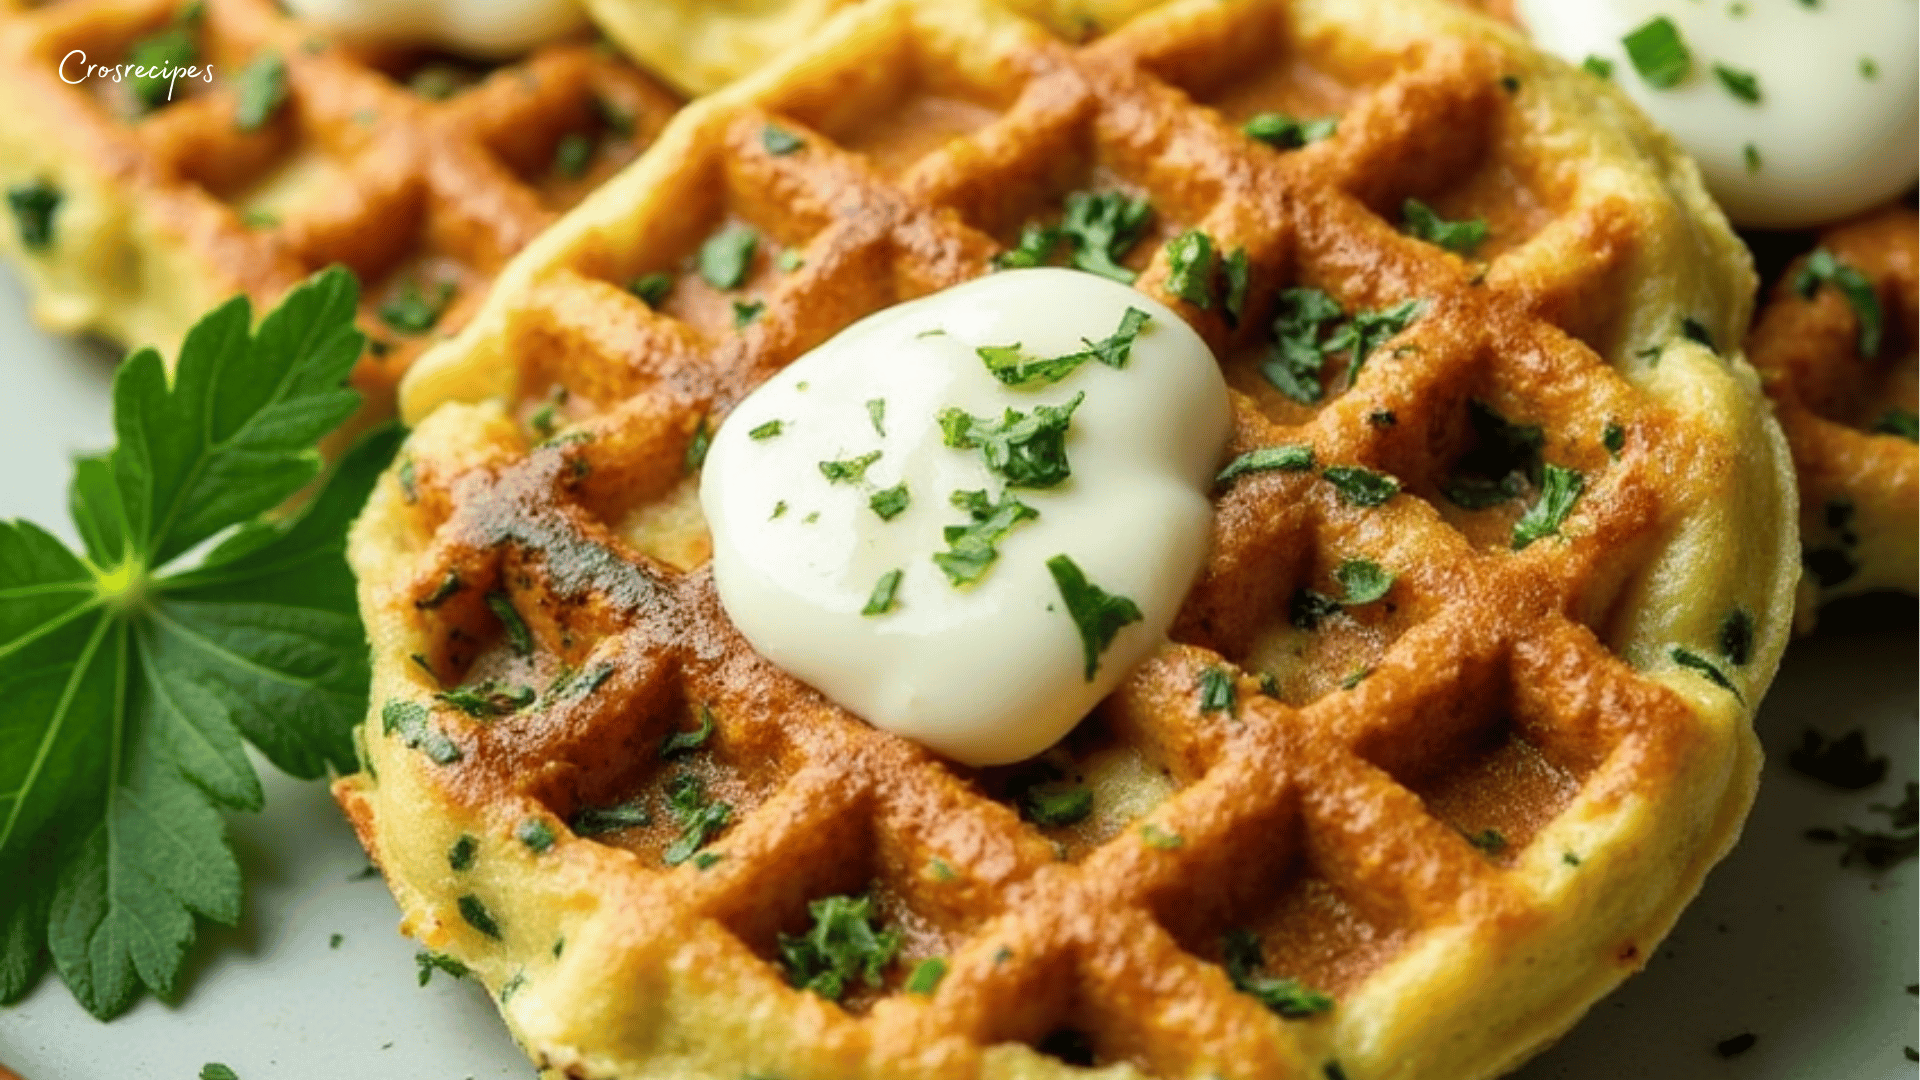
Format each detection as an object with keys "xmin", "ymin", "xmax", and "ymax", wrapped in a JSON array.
[
  {"xmin": 1745, "ymin": 204, "xmax": 1918, "ymax": 615},
  {"xmin": 336, "ymin": 1, "xmax": 1799, "ymax": 1077},
  {"xmin": 0, "ymin": 0, "xmax": 679, "ymax": 420}
]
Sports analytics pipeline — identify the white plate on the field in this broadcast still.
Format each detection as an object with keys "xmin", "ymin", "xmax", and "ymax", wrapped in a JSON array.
[{"xmin": 0, "ymin": 271, "xmax": 1912, "ymax": 1080}]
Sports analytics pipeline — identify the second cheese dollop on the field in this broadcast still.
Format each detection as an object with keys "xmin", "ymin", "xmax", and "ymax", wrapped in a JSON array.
[{"xmin": 700, "ymin": 268, "xmax": 1232, "ymax": 766}]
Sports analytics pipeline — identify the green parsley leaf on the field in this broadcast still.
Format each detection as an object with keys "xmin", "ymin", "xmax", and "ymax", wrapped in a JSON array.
[
  {"xmin": 1719, "ymin": 609, "xmax": 1754, "ymax": 667},
  {"xmin": 1443, "ymin": 400, "xmax": 1543, "ymax": 508},
  {"xmin": 995, "ymin": 221, "xmax": 1062, "ymax": 271},
  {"xmin": 435, "ymin": 679, "xmax": 534, "ymax": 718},
  {"xmin": 485, "ymin": 590, "xmax": 534, "ymax": 656},
  {"xmin": 662, "ymin": 772, "xmax": 731, "ymax": 866},
  {"xmin": 7, "ymin": 180, "xmax": 60, "ymax": 251},
  {"xmin": 1221, "ymin": 929, "xmax": 1335, "ymax": 1019},
  {"xmin": 1680, "ymin": 316, "xmax": 1717, "ymax": 353},
  {"xmin": 1340, "ymin": 665, "xmax": 1371, "ymax": 690},
  {"xmin": 692, "ymin": 851, "xmax": 723, "ymax": 870},
  {"xmin": 1242, "ymin": 112, "xmax": 1338, "ymax": 149},
  {"xmin": 233, "ymin": 51, "xmax": 288, "ymax": 131},
  {"xmin": 457, "ymin": 895, "xmax": 501, "ymax": 939},
  {"xmin": 1511, "ymin": 464, "xmax": 1584, "ymax": 549},
  {"xmin": 906, "ymin": 956, "xmax": 948, "ymax": 995},
  {"xmin": 1263, "ymin": 288, "xmax": 1345, "ymax": 403},
  {"xmin": 1794, "ymin": 248, "xmax": 1884, "ymax": 357},
  {"xmin": 1334, "ymin": 559, "xmax": 1393, "ymax": 605},
  {"xmin": 862, "ymin": 569, "xmax": 904, "ymax": 616},
  {"xmin": 415, "ymin": 950, "xmax": 469, "ymax": 986},
  {"xmin": 408, "ymin": 64, "xmax": 470, "ymax": 100},
  {"xmin": 933, "ymin": 490, "xmax": 1038, "ymax": 587},
  {"xmin": 1061, "ymin": 190, "xmax": 1153, "ymax": 283},
  {"xmin": 777, "ymin": 248, "xmax": 805, "ymax": 272},
  {"xmin": 977, "ymin": 308, "xmax": 1151, "ymax": 387},
  {"xmin": 515, "ymin": 818, "xmax": 556, "ymax": 853},
  {"xmin": 1860, "ymin": 56, "xmax": 1880, "ymax": 80},
  {"xmin": 869, "ymin": 484, "xmax": 910, "ymax": 521},
  {"xmin": 1583, "ymin": 55, "xmax": 1614, "ymax": 78},
  {"xmin": 938, "ymin": 393, "xmax": 1082, "ymax": 489},
  {"xmin": 1139, "ymin": 823, "xmax": 1182, "ymax": 849},
  {"xmin": 1165, "ymin": 229, "xmax": 1217, "ymax": 308},
  {"xmin": 865, "ymin": 397, "xmax": 886, "ymax": 436},
  {"xmin": 568, "ymin": 798, "xmax": 652, "ymax": 836},
  {"xmin": 1222, "ymin": 247, "xmax": 1251, "ymax": 326},
  {"xmin": 382, "ymin": 700, "xmax": 461, "ymax": 764},
  {"xmin": 1603, "ymin": 421, "xmax": 1625, "ymax": 458},
  {"xmin": 0, "ymin": 269, "xmax": 398, "ymax": 1019},
  {"xmin": 200, "ymin": 1064, "xmax": 239, "ymax": 1080},
  {"xmin": 629, "ymin": 272, "xmax": 673, "ymax": 307},
  {"xmin": 1321, "ymin": 465, "xmax": 1399, "ymax": 507},
  {"xmin": 448, "ymin": 835, "xmax": 477, "ymax": 871},
  {"xmin": 685, "ymin": 416, "xmax": 712, "ymax": 473},
  {"xmin": 762, "ymin": 124, "xmax": 804, "ymax": 155},
  {"xmin": 1329, "ymin": 298, "xmax": 1424, "ymax": 386},
  {"xmin": 1712, "ymin": 63, "xmax": 1761, "ymax": 103},
  {"xmin": 1465, "ymin": 828, "xmax": 1507, "ymax": 854},
  {"xmin": 1198, "ymin": 666, "xmax": 1236, "ymax": 716},
  {"xmin": 1400, "ymin": 199, "xmax": 1488, "ymax": 256},
  {"xmin": 749, "ymin": 419, "xmax": 783, "ymax": 440},
  {"xmin": 127, "ymin": 27, "xmax": 196, "ymax": 112},
  {"xmin": 1020, "ymin": 783, "xmax": 1093, "ymax": 826},
  {"xmin": 594, "ymin": 95, "xmax": 634, "ymax": 136},
  {"xmin": 415, "ymin": 568, "xmax": 461, "ymax": 608},
  {"xmin": 1289, "ymin": 589, "xmax": 1342, "ymax": 631},
  {"xmin": 1046, "ymin": 554, "xmax": 1143, "ymax": 681},
  {"xmin": 1671, "ymin": 645, "xmax": 1742, "ymax": 702},
  {"xmin": 1743, "ymin": 142, "xmax": 1762, "ymax": 173},
  {"xmin": 732, "ymin": 299, "xmax": 764, "ymax": 327},
  {"xmin": 698, "ymin": 224, "xmax": 758, "ymax": 290},
  {"xmin": 1216, "ymin": 444, "xmax": 1315, "ymax": 486},
  {"xmin": 660, "ymin": 706, "xmax": 715, "ymax": 759},
  {"xmin": 553, "ymin": 132, "xmax": 594, "ymax": 178},
  {"xmin": 378, "ymin": 276, "xmax": 455, "ymax": 335},
  {"xmin": 819, "ymin": 449, "xmax": 882, "ymax": 484},
  {"xmin": 1874, "ymin": 409, "xmax": 1919, "ymax": 442},
  {"xmin": 777, "ymin": 894, "xmax": 901, "ymax": 1001},
  {"xmin": 1622, "ymin": 16, "xmax": 1691, "ymax": 89}
]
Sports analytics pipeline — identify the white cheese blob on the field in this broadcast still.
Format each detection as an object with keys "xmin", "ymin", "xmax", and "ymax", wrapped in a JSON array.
[
  {"xmin": 1517, "ymin": 0, "xmax": 1918, "ymax": 228},
  {"xmin": 281, "ymin": 0, "xmax": 586, "ymax": 59},
  {"xmin": 700, "ymin": 269, "xmax": 1231, "ymax": 766}
]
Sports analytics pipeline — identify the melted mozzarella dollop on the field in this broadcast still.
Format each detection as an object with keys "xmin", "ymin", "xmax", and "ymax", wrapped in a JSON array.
[
  {"xmin": 281, "ymin": 0, "xmax": 586, "ymax": 58},
  {"xmin": 700, "ymin": 269, "xmax": 1231, "ymax": 766},
  {"xmin": 1518, "ymin": 0, "xmax": 1917, "ymax": 228}
]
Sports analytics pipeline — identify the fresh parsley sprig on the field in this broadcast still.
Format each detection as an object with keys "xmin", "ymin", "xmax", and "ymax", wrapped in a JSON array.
[{"xmin": 0, "ymin": 267, "xmax": 399, "ymax": 1020}]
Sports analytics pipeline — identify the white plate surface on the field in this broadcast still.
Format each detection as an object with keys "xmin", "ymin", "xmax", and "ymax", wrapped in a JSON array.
[{"xmin": 0, "ymin": 271, "xmax": 1912, "ymax": 1080}]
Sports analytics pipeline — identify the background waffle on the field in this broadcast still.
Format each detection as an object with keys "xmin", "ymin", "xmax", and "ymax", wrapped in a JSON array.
[
  {"xmin": 335, "ymin": 0, "xmax": 1800, "ymax": 1077},
  {"xmin": 0, "ymin": 0, "xmax": 680, "ymax": 424},
  {"xmin": 1745, "ymin": 204, "xmax": 1918, "ymax": 616}
]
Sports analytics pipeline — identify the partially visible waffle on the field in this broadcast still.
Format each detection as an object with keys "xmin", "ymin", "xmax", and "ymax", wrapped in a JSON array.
[
  {"xmin": 1745, "ymin": 204, "xmax": 1918, "ymax": 614},
  {"xmin": 0, "ymin": 0, "xmax": 679, "ymax": 422},
  {"xmin": 336, "ymin": 1, "xmax": 1799, "ymax": 1078}
]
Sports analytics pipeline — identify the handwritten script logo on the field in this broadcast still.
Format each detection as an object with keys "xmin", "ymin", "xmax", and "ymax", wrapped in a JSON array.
[{"xmin": 60, "ymin": 50, "xmax": 214, "ymax": 101}]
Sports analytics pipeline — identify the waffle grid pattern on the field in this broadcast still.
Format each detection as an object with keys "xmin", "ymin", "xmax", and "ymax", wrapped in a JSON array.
[{"xmin": 338, "ymin": 1, "xmax": 1794, "ymax": 1077}]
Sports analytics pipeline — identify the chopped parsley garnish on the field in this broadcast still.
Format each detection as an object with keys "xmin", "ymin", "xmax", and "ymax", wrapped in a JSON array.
[
  {"xmin": 1804, "ymin": 784, "xmax": 1917, "ymax": 871},
  {"xmin": 1021, "ymin": 782, "xmax": 1094, "ymax": 826},
  {"xmin": 934, "ymin": 489, "xmax": 1038, "ymax": 587},
  {"xmin": 1221, "ymin": 929, "xmax": 1334, "ymax": 1019},
  {"xmin": 1712, "ymin": 63, "xmax": 1761, "ymax": 103},
  {"xmin": 415, "ymin": 950, "xmax": 469, "ymax": 986},
  {"xmin": 777, "ymin": 894, "xmax": 901, "ymax": 1001},
  {"xmin": 1875, "ymin": 410, "xmax": 1919, "ymax": 442},
  {"xmin": 977, "ymin": 308, "xmax": 1151, "ymax": 387},
  {"xmin": 1166, "ymin": 229, "xmax": 1218, "ymax": 308},
  {"xmin": 1223, "ymin": 247, "xmax": 1251, "ymax": 326},
  {"xmin": 1794, "ymin": 248, "xmax": 1883, "ymax": 357},
  {"xmin": 662, "ymin": 772, "xmax": 731, "ymax": 866},
  {"xmin": 866, "ymin": 397, "xmax": 886, "ymax": 436},
  {"xmin": 1333, "ymin": 299, "xmax": 1424, "ymax": 385},
  {"xmin": 1289, "ymin": 589, "xmax": 1342, "ymax": 631},
  {"xmin": 995, "ymin": 221, "xmax": 1061, "ymax": 271},
  {"xmin": 629, "ymin": 272, "xmax": 673, "ymax": 307},
  {"xmin": 1511, "ymin": 464, "xmax": 1583, "ymax": 549},
  {"xmin": 486, "ymin": 590, "xmax": 534, "ymax": 656},
  {"xmin": 762, "ymin": 124, "xmax": 804, "ymax": 155},
  {"xmin": 1787, "ymin": 729, "xmax": 1886, "ymax": 790},
  {"xmin": 819, "ymin": 449, "xmax": 882, "ymax": 484},
  {"xmin": 863, "ymin": 568, "xmax": 904, "ymax": 615},
  {"xmin": 1444, "ymin": 400, "xmax": 1543, "ymax": 508},
  {"xmin": 127, "ymin": 26, "xmax": 197, "ymax": 111},
  {"xmin": 1061, "ymin": 190, "xmax": 1153, "ymax": 283},
  {"xmin": 408, "ymin": 64, "xmax": 469, "ymax": 100},
  {"xmin": 869, "ymin": 483, "xmax": 911, "ymax": 521},
  {"xmin": 1339, "ymin": 666, "xmax": 1371, "ymax": 690},
  {"xmin": 417, "ymin": 569, "xmax": 462, "ymax": 608},
  {"xmin": 749, "ymin": 419, "xmax": 784, "ymax": 440},
  {"xmin": 553, "ymin": 132, "xmax": 594, "ymax": 177},
  {"xmin": 938, "ymin": 393, "xmax": 1082, "ymax": 488},
  {"xmin": 379, "ymin": 276, "xmax": 455, "ymax": 334},
  {"xmin": 516, "ymin": 817, "xmax": 556, "ymax": 853},
  {"xmin": 1743, "ymin": 142, "xmax": 1762, "ymax": 173},
  {"xmin": 660, "ymin": 706, "xmax": 716, "ymax": 758},
  {"xmin": 1139, "ymin": 823, "xmax": 1183, "ymax": 849},
  {"xmin": 1670, "ymin": 646, "xmax": 1741, "ymax": 702},
  {"xmin": 905, "ymin": 957, "xmax": 948, "ymax": 995},
  {"xmin": 698, "ymin": 224, "xmax": 758, "ymax": 290},
  {"xmin": 1242, "ymin": 112, "xmax": 1338, "ymax": 149},
  {"xmin": 1334, "ymin": 559, "xmax": 1393, "ymax": 605},
  {"xmin": 1464, "ymin": 828, "xmax": 1507, "ymax": 854},
  {"xmin": 778, "ymin": 248, "xmax": 805, "ymax": 272},
  {"xmin": 1321, "ymin": 465, "xmax": 1399, "ymax": 507},
  {"xmin": 1622, "ymin": 16, "xmax": 1691, "ymax": 89},
  {"xmin": 234, "ymin": 51, "xmax": 288, "ymax": 131},
  {"xmin": 1582, "ymin": 55, "xmax": 1614, "ymax": 78},
  {"xmin": 1400, "ymin": 198, "xmax": 1488, "ymax": 256},
  {"xmin": 1603, "ymin": 421, "xmax": 1625, "ymax": 458},
  {"xmin": 383, "ymin": 700, "xmax": 460, "ymax": 764},
  {"xmin": 771, "ymin": 501, "xmax": 788, "ymax": 519},
  {"xmin": 1860, "ymin": 56, "xmax": 1880, "ymax": 80},
  {"xmin": 436, "ymin": 679, "xmax": 534, "ymax": 718},
  {"xmin": 458, "ymin": 894, "xmax": 502, "ymax": 939},
  {"xmin": 1047, "ymin": 554, "xmax": 1143, "ymax": 681},
  {"xmin": 732, "ymin": 300, "xmax": 764, "ymax": 327},
  {"xmin": 1263, "ymin": 289, "xmax": 1424, "ymax": 402},
  {"xmin": 685, "ymin": 416, "xmax": 712, "ymax": 472},
  {"xmin": 199, "ymin": 1066, "xmax": 238, "ymax": 1080},
  {"xmin": 1719, "ymin": 609, "xmax": 1753, "ymax": 666},
  {"xmin": 1680, "ymin": 316, "xmax": 1717, "ymax": 353},
  {"xmin": 569, "ymin": 798, "xmax": 652, "ymax": 836},
  {"xmin": 1216, "ymin": 444, "xmax": 1315, "ymax": 486},
  {"xmin": 692, "ymin": 851, "xmax": 723, "ymax": 870},
  {"xmin": 448, "ymin": 835, "xmax": 477, "ymax": 871},
  {"xmin": 1198, "ymin": 666, "xmax": 1236, "ymax": 716},
  {"xmin": 7, "ymin": 180, "xmax": 60, "ymax": 250}
]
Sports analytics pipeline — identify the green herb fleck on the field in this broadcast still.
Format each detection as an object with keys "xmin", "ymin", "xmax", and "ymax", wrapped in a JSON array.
[
  {"xmin": 777, "ymin": 895, "xmax": 902, "ymax": 1001},
  {"xmin": 1582, "ymin": 55, "xmax": 1614, "ymax": 78},
  {"xmin": 1198, "ymin": 666, "xmax": 1236, "ymax": 716},
  {"xmin": 1401, "ymin": 198, "xmax": 1488, "ymax": 255},
  {"xmin": 938, "ymin": 392, "xmax": 1082, "ymax": 489},
  {"xmin": 629, "ymin": 272, "xmax": 673, "ymax": 307},
  {"xmin": 127, "ymin": 27, "xmax": 197, "ymax": 111},
  {"xmin": 516, "ymin": 818, "xmax": 556, "ymax": 853},
  {"xmin": 762, "ymin": 124, "xmax": 804, "ymax": 155},
  {"xmin": 1216, "ymin": 444, "xmax": 1315, "ymax": 486},
  {"xmin": 732, "ymin": 299, "xmax": 765, "ymax": 328},
  {"xmin": 329, "ymin": 933, "xmax": 343, "ymax": 948},
  {"xmin": 1671, "ymin": 646, "xmax": 1742, "ymax": 702},
  {"xmin": 934, "ymin": 489, "xmax": 1039, "ymax": 586},
  {"xmin": 661, "ymin": 706, "xmax": 716, "ymax": 758},
  {"xmin": 819, "ymin": 449, "xmax": 882, "ymax": 484},
  {"xmin": 234, "ymin": 51, "xmax": 289, "ymax": 131},
  {"xmin": 777, "ymin": 248, "xmax": 805, "ymax": 272},
  {"xmin": 1622, "ymin": 16, "xmax": 1691, "ymax": 89},
  {"xmin": 417, "ymin": 570, "xmax": 463, "ymax": 609},
  {"xmin": 1712, "ymin": 63, "xmax": 1761, "ymax": 103},
  {"xmin": 1242, "ymin": 112, "xmax": 1338, "ymax": 149},
  {"xmin": 1603, "ymin": 421, "xmax": 1625, "ymax": 458},
  {"xmin": 436, "ymin": 680, "xmax": 534, "ymax": 718},
  {"xmin": 1290, "ymin": 589, "xmax": 1342, "ymax": 631},
  {"xmin": 1334, "ymin": 559, "xmax": 1394, "ymax": 605},
  {"xmin": 749, "ymin": 419, "xmax": 784, "ymax": 440},
  {"xmin": 1166, "ymin": 228, "xmax": 1218, "ymax": 308},
  {"xmin": 1794, "ymin": 248, "xmax": 1883, "ymax": 357},
  {"xmin": 486, "ymin": 590, "xmax": 534, "ymax": 656},
  {"xmin": 1511, "ymin": 464, "xmax": 1583, "ymax": 549},
  {"xmin": 7, "ymin": 179, "xmax": 60, "ymax": 250},
  {"xmin": 869, "ymin": 483, "xmax": 910, "ymax": 521},
  {"xmin": 569, "ymin": 799, "xmax": 652, "ymax": 836},
  {"xmin": 662, "ymin": 772, "xmax": 732, "ymax": 866},
  {"xmin": 448, "ymin": 835, "xmax": 477, "ymax": 871},
  {"xmin": 906, "ymin": 957, "xmax": 948, "ymax": 995},
  {"xmin": 1222, "ymin": 929, "xmax": 1335, "ymax": 1018},
  {"xmin": 1061, "ymin": 190, "xmax": 1153, "ymax": 283},
  {"xmin": 382, "ymin": 699, "xmax": 461, "ymax": 764},
  {"xmin": 1874, "ymin": 410, "xmax": 1919, "ymax": 442},
  {"xmin": 692, "ymin": 850, "xmax": 723, "ymax": 870},
  {"xmin": 1860, "ymin": 56, "xmax": 1880, "ymax": 80},
  {"xmin": 1322, "ymin": 465, "xmax": 1400, "ymax": 507},
  {"xmin": 1222, "ymin": 247, "xmax": 1251, "ymax": 325},
  {"xmin": 458, "ymin": 894, "xmax": 502, "ymax": 939},
  {"xmin": 379, "ymin": 276, "xmax": 455, "ymax": 335},
  {"xmin": 1263, "ymin": 288, "xmax": 1345, "ymax": 403},
  {"xmin": 1719, "ymin": 609, "xmax": 1753, "ymax": 666},
  {"xmin": 416, "ymin": 950, "xmax": 469, "ymax": 986},
  {"xmin": 698, "ymin": 224, "xmax": 758, "ymax": 290},
  {"xmin": 771, "ymin": 501, "xmax": 788, "ymax": 519},
  {"xmin": 977, "ymin": 307, "xmax": 1152, "ymax": 387},
  {"xmin": 1465, "ymin": 828, "xmax": 1507, "ymax": 854},
  {"xmin": 1047, "ymin": 554, "xmax": 1143, "ymax": 681},
  {"xmin": 863, "ymin": 568, "xmax": 904, "ymax": 616},
  {"xmin": 1139, "ymin": 823, "xmax": 1183, "ymax": 849},
  {"xmin": 685, "ymin": 416, "xmax": 712, "ymax": 472},
  {"xmin": 1339, "ymin": 666, "xmax": 1371, "ymax": 690},
  {"xmin": 553, "ymin": 132, "xmax": 594, "ymax": 178},
  {"xmin": 1743, "ymin": 142, "xmax": 1762, "ymax": 173}
]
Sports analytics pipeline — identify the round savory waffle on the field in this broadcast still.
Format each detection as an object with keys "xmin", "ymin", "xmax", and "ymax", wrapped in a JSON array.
[
  {"xmin": 334, "ymin": 1, "xmax": 1799, "ymax": 1077},
  {"xmin": 0, "ymin": 0, "xmax": 680, "ymax": 420},
  {"xmin": 1745, "ymin": 204, "xmax": 1918, "ymax": 616}
]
